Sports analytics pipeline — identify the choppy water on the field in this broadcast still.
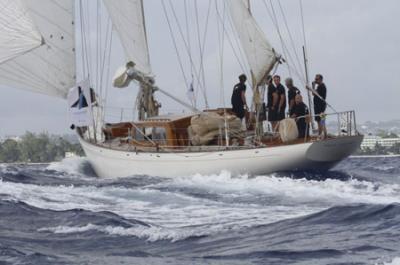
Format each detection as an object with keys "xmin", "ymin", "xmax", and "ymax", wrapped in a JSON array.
[{"xmin": 0, "ymin": 156, "xmax": 400, "ymax": 265}]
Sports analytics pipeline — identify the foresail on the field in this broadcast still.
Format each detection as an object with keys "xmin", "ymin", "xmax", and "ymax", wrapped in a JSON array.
[
  {"xmin": 228, "ymin": 0, "xmax": 279, "ymax": 87},
  {"xmin": 0, "ymin": 0, "xmax": 43, "ymax": 64},
  {"xmin": 0, "ymin": 0, "xmax": 76, "ymax": 98},
  {"xmin": 103, "ymin": 0, "xmax": 151, "ymax": 75}
]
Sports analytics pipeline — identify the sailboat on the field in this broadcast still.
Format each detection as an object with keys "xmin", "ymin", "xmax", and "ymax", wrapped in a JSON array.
[{"xmin": 0, "ymin": 0, "xmax": 363, "ymax": 178}]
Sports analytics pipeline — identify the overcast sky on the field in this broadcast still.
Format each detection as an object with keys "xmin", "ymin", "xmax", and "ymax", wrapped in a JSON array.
[{"xmin": 0, "ymin": 0, "xmax": 399, "ymax": 137}]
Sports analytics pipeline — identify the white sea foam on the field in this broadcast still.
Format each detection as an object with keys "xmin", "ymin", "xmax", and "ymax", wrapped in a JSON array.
[
  {"xmin": 46, "ymin": 157, "xmax": 91, "ymax": 178},
  {"xmin": 162, "ymin": 171, "xmax": 400, "ymax": 205},
  {"xmin": 2, "ymin": 171, "xmax": 400, "ymax": 242},
  {"xmin": 383, "ymin": 257, "xmax": 400, "ymax": 265},
  {"xmin": 0, "ymin": 163, "xmax": 19, "ymax": 175},
  {"xmin": 39, "ymin": 223, "xmax": 212, "ymax": 242},
  {"xmin": 0, "ymin": 177, "xmax": 315, "ymax": 240}
]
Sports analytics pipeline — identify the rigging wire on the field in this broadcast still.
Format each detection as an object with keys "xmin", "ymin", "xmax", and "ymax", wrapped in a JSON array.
[
  {"xmin": 265, "ymin": 0, "xmax": 292, "ymax": 77},
  {"xmin": 226, "ymin": 13, "xmax": 251, "ymax": 79},
  {"xmin": 194, "ymin": 0, "xmax": 212, "ymax": 108},
  {"xmin": 101, "ymin": 23, "xmax": 114, "ymax": 125},
  {"xmin": 215, "ymin": 3, "xmax": 250, "ymax": 82},
  {"xmin": 183, "ymin": 0, "xmax": 194, "ymax": 85},
  {"xmin": 184, "ymin": 0, "xmax": 197, "ymax": 108},
  {"xmin": 262, "ymin": 0, "xmax": 306, "ymax": 84},
  {"xmin": 299, "ymin": 0, "xmax": 309, "ymax": 77},
  {"xmin": 84, "ymin": 0, "xmax": 93, "ymax": 83},
  {"xmin": 276, "ymin": 0, "xmax": 305, "ymax": 80},
  {"xmin": 215, "ymin": 0, "xmax": 230, "ymax": 147},
  {"xmin": 79, "ymin": 0, "xmax": 90, "ymax": 79},
  {"xmin": 161, "ymin": 0, "xmax": 189, "ymax": 88},
  {"xmin": 166, "ymin": 0, "xmax": 208, "ymax": 108}
]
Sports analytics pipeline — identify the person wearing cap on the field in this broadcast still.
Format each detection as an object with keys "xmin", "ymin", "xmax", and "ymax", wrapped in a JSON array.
[{"xmin": 231, "ymin": 74, "xmax": 248, "ymax": 120}]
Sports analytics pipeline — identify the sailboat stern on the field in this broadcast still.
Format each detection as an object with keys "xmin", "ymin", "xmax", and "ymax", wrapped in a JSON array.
[{"xmin": 302, "ymin": 135, "xmax": 364, "ymax": 171}]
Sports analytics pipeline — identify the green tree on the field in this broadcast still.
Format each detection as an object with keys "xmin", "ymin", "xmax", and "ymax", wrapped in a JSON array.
[
  {"xmin": 1, "ymin": 132, "xmax": 85, "ymax": 163},
  {"xmin": 0, "ymin": 139, "xmax": 21, "ymax": 162},
  {"xmin": 19, "ymin": 132, "xmax": 51, "ymax": 162}
]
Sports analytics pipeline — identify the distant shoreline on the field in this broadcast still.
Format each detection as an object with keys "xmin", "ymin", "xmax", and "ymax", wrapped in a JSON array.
[
  {"xmin": 350, "ymin": 154, "xmax": 400, "ymax": 158},
  {"xmin": 0, "ymin": 162, "xmax": 50, "ymax": 166}
]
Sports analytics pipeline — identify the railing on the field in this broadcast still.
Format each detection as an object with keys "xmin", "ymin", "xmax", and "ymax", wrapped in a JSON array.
[
  {"xmin": 85, "ymin": 108, "xmax": 360, "ymax": 150},
  {"xmin": 324, "ymin": 110, "xmax": 359, "ymax": 137}
]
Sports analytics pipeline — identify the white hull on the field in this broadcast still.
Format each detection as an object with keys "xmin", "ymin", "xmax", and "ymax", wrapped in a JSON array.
[{"xmin": 79, "ymin": 135, "xmax": 363, "ymax": 179}]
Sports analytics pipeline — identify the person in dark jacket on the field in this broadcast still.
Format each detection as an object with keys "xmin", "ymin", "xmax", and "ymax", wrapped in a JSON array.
[
  {"xmin": 267, "ymin": 76, "xmax": 279, "ymax": 131},
  {"xmin": 290, "ymin": 94, "xmax": 309, "ymax": 138},
  {"xmin": 285, "ymin": 77, "xmax": 301, "ymax": 114},
  {"xmin": 312, "ymin": 74, "xmax": 327, "ymax": 138},
  {"xmin": 231, "ymin": 74, "xmax": 248, "ymax": 120},
  {"xmin": 274, "ymin": 75, "xmax": 286, "ymax": 121}
]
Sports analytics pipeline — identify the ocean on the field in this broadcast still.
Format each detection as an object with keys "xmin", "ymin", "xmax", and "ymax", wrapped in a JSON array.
[{"xmin": 0, "ymin": 156, "xmax": 399, "ymax": 265}]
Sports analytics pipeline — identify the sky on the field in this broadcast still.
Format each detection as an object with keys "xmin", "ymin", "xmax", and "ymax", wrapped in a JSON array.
[{"xmin": 0, "ymin": 0, "xmax": 399, "ymax": 136}]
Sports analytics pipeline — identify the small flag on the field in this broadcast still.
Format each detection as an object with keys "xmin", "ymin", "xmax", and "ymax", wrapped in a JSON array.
[
  {"xmin": 186, "ymin": 82, "xmax": 195, "ymax": 103},
  {"xmin": 68, "ymin": 79, "xmax": 93, "ymax": 127}
]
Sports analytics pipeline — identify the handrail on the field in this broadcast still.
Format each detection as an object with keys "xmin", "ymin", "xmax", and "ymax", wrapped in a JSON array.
[{"xmin": 93, "ymin": 109, "xmax": 359, "ymax": 148}]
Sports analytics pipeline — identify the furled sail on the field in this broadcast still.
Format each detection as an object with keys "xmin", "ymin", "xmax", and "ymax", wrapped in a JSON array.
[
  {"xmin": 0, "ymin": 0, "xmax": 76, "ymax": 98},
  {"xmin": 228, "ymin": 0, "xmax": 279, "ymax": 87},
  {"xmin": 103, "ymin": 0, "xmax": 151, "ymax": 76}
]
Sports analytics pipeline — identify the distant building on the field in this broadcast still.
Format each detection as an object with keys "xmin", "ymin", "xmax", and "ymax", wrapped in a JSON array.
[
  {"xmin": 1, "ymin": 135, "xmax": 22, "ymax": 143},
  {"xmin": 361, "ymin": 135, "xmax": 400, "ymax": 150},
  {"xmin": 65, "ymin": 152, "xmax": 77, "ymax": 158}
]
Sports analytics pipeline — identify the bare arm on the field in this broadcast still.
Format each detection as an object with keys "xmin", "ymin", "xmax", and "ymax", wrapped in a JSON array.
[{"xmin": 241, "ymin": 91, "xmax": 247, "ymax": 107}]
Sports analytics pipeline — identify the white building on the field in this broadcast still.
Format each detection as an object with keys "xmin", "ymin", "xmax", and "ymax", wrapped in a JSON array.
[{"xmin": 361, "ymin": 135, "xmax": 400, "ymax": 150}]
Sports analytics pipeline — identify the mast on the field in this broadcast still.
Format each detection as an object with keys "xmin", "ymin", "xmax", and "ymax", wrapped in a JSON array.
[
  {"xmin": 103, "ymin": 0, "xmax": 159, "ymax": 120},
  {"xmin": 302, "ymin": 46, "xmax": 315, "ymax": 130},
  {"xmin": 228, "ymin": 0, "xmax": 280, "ymax": 136}
]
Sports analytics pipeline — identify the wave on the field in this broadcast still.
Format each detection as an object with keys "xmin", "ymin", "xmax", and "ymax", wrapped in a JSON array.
[
  {"xmin": 46, "ymin": 157, "xmax": 97, "ymax": 179},
  {"xmin": 159, "ymin": 171, "xmax": 400, "ymax": 206},
  {"xmin": 384, "ymin": 257, "xmax": 400, "ymax": 265},
  {"xmin": 38, "ymin": 223, "xmax": 206, "ymax": 242}
]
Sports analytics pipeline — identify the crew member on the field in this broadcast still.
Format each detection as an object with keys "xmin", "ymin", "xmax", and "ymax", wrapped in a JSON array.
[
  {"xmin": 231, "ymin": 74, "xmax": 248, "ymax": 120},
  {"xmin": 267, "ymin": 76, "xmax": 279, "ymax": 131},
  {"xmin": 313, "ymin": 74, "xmax": 327, "ymax": 138},
  {"xmin": 290, "ymin": 94, "xmax": 309, "ymax": 138},
  {"xmin": 285, "ymin": 77, "xmax": 300, "ymax": 113},
  {"xmin": 274, "ymin": 75, "xmax": 287, "ymax": 121}
]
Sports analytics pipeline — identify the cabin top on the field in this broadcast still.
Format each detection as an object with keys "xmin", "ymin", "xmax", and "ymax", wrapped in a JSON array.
[{"xmin": 138, "ymin": 113, "xmax": 196, "ymax": 124}]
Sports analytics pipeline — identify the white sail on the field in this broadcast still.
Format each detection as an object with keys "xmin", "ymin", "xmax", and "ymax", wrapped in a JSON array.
[
  {"xmin": 228, "ymin": 0, "xmax": 279, "ymax": 87},
  {"xmin": 0, "ymin": 0, "xmax": 76, "ymax": 98},
  {"xmin": 0, "ymin": 0, "xmax": 43, "ymax": 64},
  {"xmin": 103, "ymin": 0, "xmax": 151, "ymax": 75}
]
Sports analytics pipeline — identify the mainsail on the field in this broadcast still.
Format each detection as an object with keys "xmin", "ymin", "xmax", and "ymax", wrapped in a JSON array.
[
  {"xmin": 228, "ymin": 0, "xmax": 279, "ymax": 87},
  {"xmin": 0, "ymin": 0, "xmax": 76, "ymax": 98},
  {"xmin": 103, "ymin": 0, "xmax": 151, "ymax": 76}
]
